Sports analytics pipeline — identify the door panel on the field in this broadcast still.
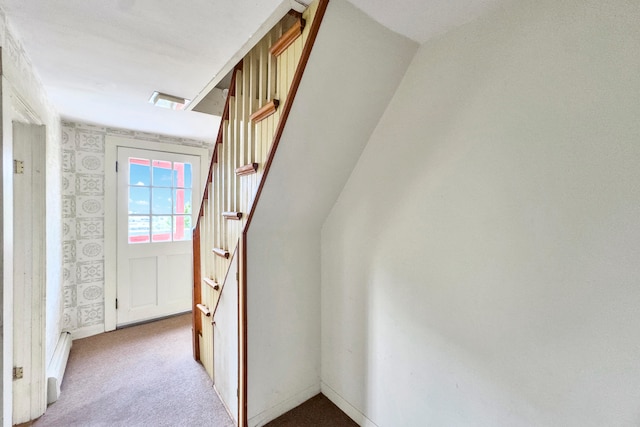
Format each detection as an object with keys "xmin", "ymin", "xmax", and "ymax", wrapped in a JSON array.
[
  {"xmin": 129, "ymin": 257, "xmax": 157, "ymax": 308},
  {"xmin": 164, "ymin": 254, "xmax": 192, "ymax": 301},
  {"xmin": 116, "ymin": 147, "xmax": 199, "ymax": 326}
]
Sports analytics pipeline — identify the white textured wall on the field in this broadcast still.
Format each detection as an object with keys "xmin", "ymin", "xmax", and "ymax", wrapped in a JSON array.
[
  {"xmin": 0, "ymin": 6, "xmax": 61, "ymax": 426},
  {"xmin": 321, "ymin": 0, "xmax": 640, "ymax": 425},
  {"xmin": 245, "ymin": 0, "xmax": 416, "ymax": 424},
  {"xmin": 213, "ymin": 250, "xmax": 239, "ymax": 424},
  {"xmin": 247, "ymin": 229, "xmax": 321, "ymax": 426}
]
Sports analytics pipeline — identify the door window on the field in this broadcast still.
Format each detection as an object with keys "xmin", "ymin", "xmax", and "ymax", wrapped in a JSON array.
[{"xmin": 128, "ymin": 157, "xmax": 193, "ymax": 243}]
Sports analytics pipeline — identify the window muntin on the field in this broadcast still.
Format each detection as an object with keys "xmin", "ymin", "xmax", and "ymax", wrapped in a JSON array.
[{"xmin": 128, "ymin": 157, "xmax": 193, "ymax": 244}]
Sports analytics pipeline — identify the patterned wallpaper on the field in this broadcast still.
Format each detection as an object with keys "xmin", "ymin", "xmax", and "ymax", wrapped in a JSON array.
[{"xmin": 61, "ymin": 121, "xmax": 211, "ymax": 336}]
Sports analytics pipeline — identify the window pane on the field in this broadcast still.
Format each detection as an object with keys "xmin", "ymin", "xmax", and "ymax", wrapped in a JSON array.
[
  {"xmin": 152, "ymin": 160, "xmax": 173, "ymax": 187},
  {"xmin": 173, "ymin": 189, "xmax": 192, "ymax": 214},
  {"xmin": 173, "ymin": 162, "xmax": 192, "ymax": 188},
  {"xmin": 173, "ymin": 215, "xmax": 192, "ymax": 241},
  {"xmin": 152, "ymin": 188, "xmax": 172, "ymax": 214},
  {"xmin": 152, "ymin": 216, "xmax": 172, "ymax": 242},
  {"xmin": 129, "ymin": 187, "xmax": 150, "ymax": 214},
  {"xmin": 184, "ymin": 163, "xmax": 192, "ymax": 188},
  {"xmin": 129, "ymin": 158, "xmax": 150, "ymax": 186},
  {"xmin": 128, "ymin": 216, "xmax": 150, "ymax": 244}
]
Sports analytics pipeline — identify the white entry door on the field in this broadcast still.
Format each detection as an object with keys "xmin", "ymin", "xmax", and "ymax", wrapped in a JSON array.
[{"xmin": 116, "ymin": 147, "xmax": 200, "ymax": 326}]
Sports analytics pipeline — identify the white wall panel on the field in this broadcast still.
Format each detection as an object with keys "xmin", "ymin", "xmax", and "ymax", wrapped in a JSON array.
[
  {"xmin": 321, "ymin": 0, "xmax": 640, "ymax": 425},
  {"xmin": 0, "ymin": 8, "xmax": 61, "ymax": 425},
  {"xmin": 246, "ymin": 0, "xmax": 417, "ymax": 424}
]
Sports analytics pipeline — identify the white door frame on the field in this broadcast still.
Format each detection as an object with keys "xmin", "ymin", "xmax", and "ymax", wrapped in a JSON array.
[
  {"xmin": 104, "ymin": 136, "xmax": 208, "ymax": 332},
  {"xmin": 115, "ymin": 146, "xmax": 200, "ymax": 326},
  {"xmin": 4, "ymin": 81, "xmax": 47, "ymax": 426},
  {"xmin": 12, "ymin": 122, "xmax": 46, "ymax": 425}
]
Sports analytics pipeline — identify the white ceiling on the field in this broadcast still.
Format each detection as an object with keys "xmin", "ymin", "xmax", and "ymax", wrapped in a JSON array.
[
  {"xmin": 348, "ymin": 0, "xmax": 506, "ymax": 44},
  {"xmin": 0, "ymin": 0, "xmax": 505, "ymax": 143}
]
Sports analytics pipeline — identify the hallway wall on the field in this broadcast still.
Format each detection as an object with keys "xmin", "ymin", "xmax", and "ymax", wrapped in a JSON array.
[
  {"xmin": 60, "ymin": 121, "xmax": 211, "ymax": 338},
  {"xmin": 0, "ymin": 6, "xmax": 61, "ymax": 425},
  {"xmin": 321, "ymin": 0, "xmax": 640, "ymax": 425},
  {"xmin": 245, "ymin": 0, "xmax": 416, "ymax": 424}
]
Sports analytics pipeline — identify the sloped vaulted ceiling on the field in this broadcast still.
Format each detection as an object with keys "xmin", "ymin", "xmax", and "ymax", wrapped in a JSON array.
[{"xmin": 0, "ymin": 0, "xmax": 506, "ymax": 142}]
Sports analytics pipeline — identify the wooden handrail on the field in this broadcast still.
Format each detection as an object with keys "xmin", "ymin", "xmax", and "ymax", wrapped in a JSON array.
[
  {"xmin": 191, "ymin": 3, "xmax": 329, "ymax": 426},
  {"xmin": 192, "ymin": 226, "xmax": 201, "ymax": 360},
  {"xmin": 236, "ymin": 163, "xmax": 259, "ymax": 176},
  {"xmin": 195, "ymin": 63, "xmax": 242, "ymax": 231},
  {"xmin": 222, "ymin": 212, "xmax": 243, "ymax": 220},
  {"xmin": 203, "ymin": 277, "xmax": 220, "ymax": 291},
  {"xmin": 250, "ymin": 100, "xmax": 279, "ymax": 123},
  {"xmin": 240, "ymin": 2, "xmax": 329, "ymax": 425},
  {"xmin": 196, "ymin": 304, "xmax": 211, "ymax": 317},
  {"xmin": 213, "ymin": 248, "xmax": 230, "ymax": 259},
  {"xmin": 270, "ymin": 17, "xmax": 306, "ymax": 57}
]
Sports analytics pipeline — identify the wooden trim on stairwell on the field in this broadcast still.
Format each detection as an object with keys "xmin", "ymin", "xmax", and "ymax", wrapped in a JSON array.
[
  {"xmin": 209, "ymin": 245, "xmax": 239, "ymax": 324},
  {"xmin": 244, "ymin": 7, "xmax": 328, "ymax": 225},
  {"xmin": 270, "ymin": 16, "xmax": 306, "ymax": 57},
  {"xmin": 195, "ymin": 63, "xmax": 242, "ymax": 232},
  {"xmin": 208, "ymin": 151, "xmax": 215, "ymax": 182},
  {"xmin": 203, "ymin": 277, "xmax": 221, "ymax": 291},
  {"xmin": 236, "ymin": 163, "xmax": 259, "ymax": 176},
  {"xmin": 243, "ymin": 1, "xmax": 329, "ymax": 230},
  {"xmin": 250, "ymin": 100, "xmax": 279, "ymax": 123},
  {"xmin": 192, "ymin": 225, "xmax": 202, "ymax": 361},
  {"xmin": 196, "ymin": 304, "xmax": 211, "ymax": 317},
  {"xmin": 222, "ymin": 211, "xmax": 243, "ymax": 220},
  {"xmin": 222, "ymin": 68, "xmax": 239, "ymax": 122},
  {"xmin": 213, "ymin": 248, "xmax": 230, "ymax": 259},
  {"xmin": 239, "ymin": 1, "xmax": 330, "ymax": 425},
  {"xmin": 239, "ymin": 235, "xmax": 248, "ymax": 427},
  {"xmin": 199, "ymin": 187, "xmax": 206, "ymax": 218}
]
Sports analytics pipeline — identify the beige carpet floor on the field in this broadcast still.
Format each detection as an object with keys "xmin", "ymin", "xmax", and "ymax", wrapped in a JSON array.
[{"xmin": 31, "ymin": 314, "xmax": 234, "ymax": 427}]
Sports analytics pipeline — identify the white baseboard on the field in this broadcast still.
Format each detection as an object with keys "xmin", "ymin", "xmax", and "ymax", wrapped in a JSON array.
[
  {"xmin": 321, "ymin": 381, "xmax": 379, "ymax": 427},
  {"xmin": 47, "ymin": 332, "xmax": 73, "ymax": 404},
  {"xmin": 70, "ymin": 324, "xmax": 105, "ymax": 340},
  {"xmin": 248, "ymin": 382, "xmax": 321, "ymax": 427}
]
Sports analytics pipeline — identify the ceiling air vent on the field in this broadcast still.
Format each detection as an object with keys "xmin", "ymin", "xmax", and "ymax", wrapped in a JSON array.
[{"xmin": 148, "ymin": 91, "xmax": 190, "ymax": 110}]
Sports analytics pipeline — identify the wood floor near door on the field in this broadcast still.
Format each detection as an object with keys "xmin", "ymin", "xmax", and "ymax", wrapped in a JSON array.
[{"xmin": 265, "ymin": 394, "xmax": 358, "ymax": 427}]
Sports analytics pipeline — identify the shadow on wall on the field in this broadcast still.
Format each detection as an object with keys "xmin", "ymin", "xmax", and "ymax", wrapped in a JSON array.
[{"xmin": 321, "ymin": 0, "xmax": 640, "ymax": 425}]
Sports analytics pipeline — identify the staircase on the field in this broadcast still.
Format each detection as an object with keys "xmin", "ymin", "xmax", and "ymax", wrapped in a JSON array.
[{"xmin": 192, "ymin": 1, "xmax": 327, "ymax": 425}]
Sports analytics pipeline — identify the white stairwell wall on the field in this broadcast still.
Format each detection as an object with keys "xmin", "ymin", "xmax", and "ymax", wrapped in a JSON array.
[
  {"xmin": 195, "ymin": 2, "xmax": 323, "ymax": 415},
  {"xmin": 245, "ymin": 0, "xmax": 417, "ymax": 425},
  {"xmin": 321, "ymin": 0, "xmax": 640, "ymax": 425},
  {"xmin": 213, "ymin": 250, "xmax": 239, "ymax": 424}
]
